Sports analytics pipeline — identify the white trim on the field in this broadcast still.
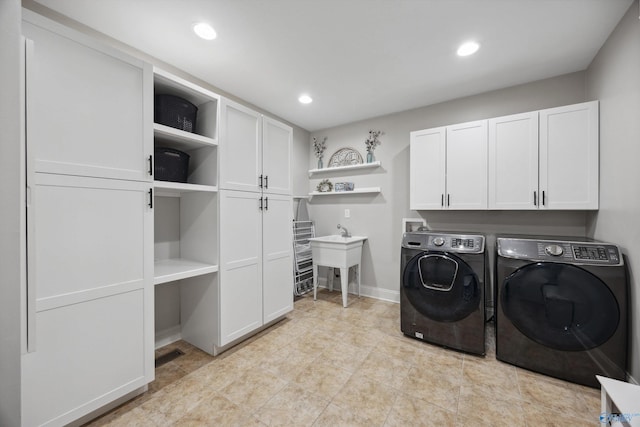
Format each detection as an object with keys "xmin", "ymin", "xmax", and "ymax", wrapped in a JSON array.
[
  {"xmin": 316, "ymin": 277, "xmax": 399, "ymax": 304},
  {"xmin": 154, "ymin": 325, "xmax": 182, "ymax": 349}
]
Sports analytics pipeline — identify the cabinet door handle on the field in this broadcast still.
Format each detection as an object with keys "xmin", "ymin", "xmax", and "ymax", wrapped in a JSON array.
[
  {"xmin": 265, "ymin": 175, "xmax": 268, "ymax": 189},
  {"xmin": 259, "ymin": 197, "xmax": 263, "ymax": 210},
  {"xmin": 259, "ymin": 174, "xmax": 263, "ymax": 188},
  {"xmin": 447, "ymin": 194, "xmax": 450, "ymax": 207},
  {"xmin": 148, "ymin": 188, "xmax": 153, "ymax": 208},
  {"xmin": 534, "ymin": 191, "xmax": 537, "ymax": 206},
  {"xmin": 542, "ymin": 190, "xmax": 546, "ymax": 206},
  {"xmin": 265, "ymin": 197, "xmax": 268, "ymax": 210},
  {"xmin": 441, "ymin": 194, "xmax": 444, "ymax": 207},
  {"xmin": 148, "ymin": 155, "xmax": 153, "ymax": 176}
]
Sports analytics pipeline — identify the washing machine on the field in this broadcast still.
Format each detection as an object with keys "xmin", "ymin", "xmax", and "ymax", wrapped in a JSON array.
[
  {"xmin": 401, "ymin": 231, "xmax": 486, "ymax": 355},
  {"xmin": 495, "ymin": 236, "xmax": 628, "ymax": 388}
]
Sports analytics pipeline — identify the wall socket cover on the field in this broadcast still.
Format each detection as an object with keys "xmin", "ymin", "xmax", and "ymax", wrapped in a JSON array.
[{"xmin": 344, "ymin": 209, "xmax": 350, "ymax": 218}]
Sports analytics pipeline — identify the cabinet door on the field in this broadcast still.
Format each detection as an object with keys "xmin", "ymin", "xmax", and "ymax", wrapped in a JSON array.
[
  {"xmin": 446, "ymin": 121, "xmax": 488, "ymax": 209},
  {"xmin": 262, "ymin": 195, "xmax": 293, "ymax": 323},
  {"xmin": 23, "ymin": 19, "xmax": 152, "ymax": 182},
  {"xmin": 409, "ymin": 127, "xmax": 446, "ymax": 210},
  {"xmin": 539, "ymin": 101, "xmax": 599, "ymax": 209},
  {"xmin": 24, "ymin": 173, "xmax": 153, "ymax": 426},
  {"xmin": 219, "ymin": 190, "xmax": 263, "ymax": 346},
  {"xmin": 262, "ymin": 116, "xmax": 292, "ymax": 195},
  {"xmin": 219, "ymin": 99, "xmax": 262, "ymax": 192},
  {"xmin": 488, "ymin": 112, "xmax": 539, "ymax": 209}
]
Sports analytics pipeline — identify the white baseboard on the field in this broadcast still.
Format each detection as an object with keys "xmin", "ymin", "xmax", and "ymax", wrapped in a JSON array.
[
  {"xmin": 316, "ymin": 277, "xmax": 399, "ymax": 304},
  {"xmin": 155, "ymin": 325, "xmax": 182, "ymax": 349}
]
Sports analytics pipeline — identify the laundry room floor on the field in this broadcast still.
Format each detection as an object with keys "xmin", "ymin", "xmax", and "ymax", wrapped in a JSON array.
[{"xmin": 86, "ymin": 289, "xmax": 601, "ymax": 426}]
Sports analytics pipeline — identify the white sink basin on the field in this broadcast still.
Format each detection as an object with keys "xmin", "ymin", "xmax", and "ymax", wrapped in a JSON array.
[
  {"xmin": 308, "ymin": 235, "xmax": 367, "ymax": 244},
  {"xmin": 308, "ymin": 235, "xmax": 367, "ymax": 308}
]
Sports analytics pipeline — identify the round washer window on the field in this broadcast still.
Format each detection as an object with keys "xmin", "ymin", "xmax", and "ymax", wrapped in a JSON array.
[
  {"xmin": 501, "ymin": 262, "xmax": 619, "ymax": 351},
  {"xmin": 403, "ymin": 251, "xmax": 480, "ymax": 322}
]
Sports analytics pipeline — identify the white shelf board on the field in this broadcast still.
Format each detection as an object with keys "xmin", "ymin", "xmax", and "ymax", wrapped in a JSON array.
[
  {"xmin": 154, "ymin": 123, "xmax": 218, "ymax": 151},
  {"xmin": 154, "ymin": 180, "xmax": 218, "ymax": 196},
  {"xmin": 154, "ymin": 67, "xmax": 220, "ymax": 104},
  {"xmin": 308, "ymin": 161, "xmax": 381, "ymax": 176},
  {"xmin": 154, "ymin": 258, "xmax": 218, "ymax": 285},
  {"xmin": 309, "ymin": 187, "xmax": 381, "ymax": 197}
]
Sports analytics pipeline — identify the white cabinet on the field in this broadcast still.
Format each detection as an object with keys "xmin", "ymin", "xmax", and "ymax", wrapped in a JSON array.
[
  {"xmin": 409, "ymin": 120, "xmax": 487, "ymax": 210},
  {"xmin": 22, "ymin": 11, "xmax": 154, "ymax": 426},
  {"xmin": 218, "ymin": 190, "xmax": 293, "ymax": 347},
  {"xmin": 488, "ymin": 112, "xmax": 539, "ymax": 209},
  {"xmin": 219, "ymin": 98, "xmax": 292, "ymax": 195},
  {"xmin": 488, "ymin": 101, "xmax": 598, "ymax": 210},
  {"xmin": 23, "ymin": 19, "xmax": 152, "ymax": 182},
  {"xmin": 409, "ymin": 127, "xmax": 446, "ymax": 210},
  {"xmin": 540, "ymin": 101, "xmax": 599, "ymax": 210}
]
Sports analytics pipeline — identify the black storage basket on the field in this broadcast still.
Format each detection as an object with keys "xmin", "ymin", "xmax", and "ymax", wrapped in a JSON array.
[
  {"xmin": 154, "ymin": 147, "xmax": 190, "ymax": 183},
  {"xmin": 155, "ymin": 94, "xmax": 198, "ymax": 133}
]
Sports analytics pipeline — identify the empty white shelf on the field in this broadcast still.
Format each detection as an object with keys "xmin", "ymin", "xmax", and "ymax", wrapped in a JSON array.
[
  {"xmin": 309, "ymin": 187, "xmax": 381, "ymax": 197},
  {"xmin": 154, "ymin": 180, "xmax": 218, "ymax": 196},
  {"xmin": 308, "ymin": 161, "xmax": 381, "ymax": 176},
  {"xmin": 154, "ymin": 258, "xmax": 218, "ymax": 285}
]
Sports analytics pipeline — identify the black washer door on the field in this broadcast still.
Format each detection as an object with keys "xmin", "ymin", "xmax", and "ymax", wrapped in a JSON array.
[
  {"xmin": 502, "ymin": 262, "xmax": 619, "ymax": 351},
  {"xmin": 403, "ymin": 251, "xmax": 480, "ymax": 322}
]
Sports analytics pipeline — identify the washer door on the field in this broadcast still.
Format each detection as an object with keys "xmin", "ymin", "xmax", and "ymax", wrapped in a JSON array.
[
  {"xmin": 403, "ymin": 251, "xmax": 481, "ymax": 322},
  {"xmin": 502, "ymin": 262, "xmax": 619, "ymax": 351}
]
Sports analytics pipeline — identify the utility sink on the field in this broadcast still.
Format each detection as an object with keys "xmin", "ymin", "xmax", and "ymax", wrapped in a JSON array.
[{"xmin": 308, "ymin": 235, "xmax": 367, "ymax": 307}]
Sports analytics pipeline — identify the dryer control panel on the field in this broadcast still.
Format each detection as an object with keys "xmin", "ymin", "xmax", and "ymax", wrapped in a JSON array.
[
  {"xmin": 498, "ymin": 238, "xmax": 622, "ymax": 265},
  {"xmin": 402, "ymin": 232, "xmax": 485, "ymax": 254}
]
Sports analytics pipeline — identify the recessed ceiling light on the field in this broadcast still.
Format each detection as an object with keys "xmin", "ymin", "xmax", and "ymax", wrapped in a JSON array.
[
  {"xmin": 457, "ymin": 41, "xmax": 480, "ymax": 57},
  {"xmin": 298, "ymin": 94, "xmax": 313, "ymax": 104},
  {"xmin": 193, "ymin": 22, "xmax": 217, "ymax": 40}
]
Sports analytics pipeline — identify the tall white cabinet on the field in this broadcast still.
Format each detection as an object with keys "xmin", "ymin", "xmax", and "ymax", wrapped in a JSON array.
[
  {"xmin": 218, "ymin": 98, "xmax": 293, "ymax": 349},
  {"xmin": 22, "ymin": 12, "xmax": 154, "ymax": 427}
]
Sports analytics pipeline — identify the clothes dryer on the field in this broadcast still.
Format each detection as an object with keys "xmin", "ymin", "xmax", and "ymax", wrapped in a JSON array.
[
  {"xmin": 495, "ymin": 236, "xmax": 627, "ymax": 387},
  {"xmin": 401, "ymin": 231, "xmax": 486, "ymax": 355}
]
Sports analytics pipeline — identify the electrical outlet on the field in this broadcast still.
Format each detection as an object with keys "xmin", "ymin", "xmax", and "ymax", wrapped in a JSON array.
[{"xmin": 344, "ymin": 209, "xmax": 350, "ymax": 218}]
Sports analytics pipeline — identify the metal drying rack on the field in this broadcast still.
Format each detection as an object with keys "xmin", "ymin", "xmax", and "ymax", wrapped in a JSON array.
[{"xmin": 292, "ymin": 220, "xmax": 315, "ymax": 296}]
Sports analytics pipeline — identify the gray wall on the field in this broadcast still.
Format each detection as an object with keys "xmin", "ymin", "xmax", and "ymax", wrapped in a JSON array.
[
  {"xmin": 586, "ymin": 0, "xmax": 640, "ymax": 383},
  {"xmin": 0, "ymin": 0, "xmax": 23, "ymax": 424},
  {"xmin": 309, "ymin": 72, "xmax": 588, "ymax": 302}
]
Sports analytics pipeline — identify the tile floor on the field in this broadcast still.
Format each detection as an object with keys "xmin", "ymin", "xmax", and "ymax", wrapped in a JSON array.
[{"xmin": 87, "ymin": 290, "xmax": 602, "ymax": 426}]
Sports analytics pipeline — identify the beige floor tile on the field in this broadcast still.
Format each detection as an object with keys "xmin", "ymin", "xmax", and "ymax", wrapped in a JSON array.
[
  {"xmin": 312, "ymin": 402, "xmax": 374, "ymax": 427},
  {"xmin": 520, "ymin": 400, "xmax": 598, "ymax": 427},
  {"xmin": 254, "ymin": 383, "xmax": 329, "ymax": 426},
  {"xmin": 220, "ymin": 369, "xmax": 288, "ymax": 411},
  {"xmin": 356, "ymin": 350, "xmax": 413, "ymax": 389},
  {"xmin": 461, "ymin": 356, "xmax": 520, "ymax": 400},
  {"xmin": 384, "ymin": 392, "xmax": 456, "ymax": 427},
  {"xmin": 456, "ymin": 385, "xmax": 525, "ymax": 427},
  {"xmin": 331, "ymin": 374, "xmax": 398, "ymax": 425},
  {"xmin": 400, "ymin": 366, "xmax": 461, "ymax": 411},
  {"xmin": 174, "ymin": 392, "xmax": 253, "ymax": 426},
  {"xmin": 318, "ymin": 339, "xmax": 372, "ymax": 372},
  {"xmin": 292, "ymin": 359, "xmax": 353, "ymax": 399},
  {"xmin": 414, "ymin": 345, "xmax": 464, "ymax": 380}
]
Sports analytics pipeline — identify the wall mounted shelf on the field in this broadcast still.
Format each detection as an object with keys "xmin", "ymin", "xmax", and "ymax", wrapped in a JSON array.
[
  {"xmin": 308, "ymin": 161, "xmax": 381, "ymax": 176},
  {"xmin": 154, "ymin": 180, "xmax": 218, "ymax": 197},
  {"xmin": 153, "ymin": 123, "xmax": 218, "ymax": 151},
  {"xmin": 309, "ymin": 187, "xmax": 381, "ymax": 197}
]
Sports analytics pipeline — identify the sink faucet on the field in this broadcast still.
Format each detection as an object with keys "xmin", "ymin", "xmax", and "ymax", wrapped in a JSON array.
[{"xmin": 337, "ymin": 224, "xmax": 351, "ymax": 238}]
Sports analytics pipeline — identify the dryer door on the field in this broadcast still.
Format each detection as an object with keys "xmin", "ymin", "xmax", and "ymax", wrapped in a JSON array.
[
  {"xmin": 402, "ymin": 252, "xmax": 481, "ymax": 322},
  {"xmin": 501, "ymin": 262, "xmax": 619, "ymax": 351}
]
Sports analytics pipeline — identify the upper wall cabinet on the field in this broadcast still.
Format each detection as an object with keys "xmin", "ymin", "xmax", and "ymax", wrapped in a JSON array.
[
  {"xmin": 488, "ymin": 101, "xmax": 598, "ymax": 210},
  {"xmin": 539, "ymin": 101, "xmax": 599, "ymax": 210},
  {"xmin": 410, "ymin": 120, "xmax": 488, "ymax": 210},
  {"xmin": 23, "ymin": 19, "xmax": 152, "ymax": 182},
  {"xmin": 219, "ymin": 98, "xmax": 292, "ymax": 195},
  {"xmin": 488, "ymin": 112, "xmax": 539, "ymax": 209}
]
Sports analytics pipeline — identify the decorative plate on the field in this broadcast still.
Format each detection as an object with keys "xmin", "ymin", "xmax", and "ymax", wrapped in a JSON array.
[{"xmin": 328, "ymin": 147, "xmax": 363, "ymax": 167}]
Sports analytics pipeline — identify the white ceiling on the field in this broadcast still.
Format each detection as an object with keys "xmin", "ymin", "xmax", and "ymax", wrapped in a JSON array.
[{"xmin": 32, "ymin": 0, "xmax": 632, "ymax": 132}]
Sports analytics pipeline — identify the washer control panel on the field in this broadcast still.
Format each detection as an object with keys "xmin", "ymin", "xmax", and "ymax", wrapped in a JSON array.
[
  {"xmin": 498, "ymin": 238, "xmax": 622, "ymax": 265},
  {"xmin": 402, "ymin": 232, "xmax": 485, "ymax": 253}
]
